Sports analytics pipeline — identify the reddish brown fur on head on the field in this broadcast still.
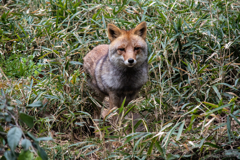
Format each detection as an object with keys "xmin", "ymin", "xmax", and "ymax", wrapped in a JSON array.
[
  {"xmin": 107, "ymin": 22, "xmax": 147, "ymax": 67},
  {"xmin": 107, "ymin": 22, "xmax": 147, "ymax": 42}
]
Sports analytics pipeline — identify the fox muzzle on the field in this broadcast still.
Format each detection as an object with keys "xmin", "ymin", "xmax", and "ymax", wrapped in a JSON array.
[{"xmin": 124, "ymin": 58, "xmax": 137, "ymax": 67}]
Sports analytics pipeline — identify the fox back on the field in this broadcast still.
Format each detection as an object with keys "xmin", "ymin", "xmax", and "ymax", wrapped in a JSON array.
[{"xmin": 83, "ymin": 22, "xmax": 148, "ymax": 110}]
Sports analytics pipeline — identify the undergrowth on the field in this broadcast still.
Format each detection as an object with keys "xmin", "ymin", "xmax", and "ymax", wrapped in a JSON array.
[{"xmin": 0, "ymin": 0, "xmax": 240, "ymax": 159}]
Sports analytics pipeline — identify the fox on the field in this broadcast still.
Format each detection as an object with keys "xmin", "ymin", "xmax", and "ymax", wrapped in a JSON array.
[{"xmin": 83, "ymin": 22, "xmax": 148, "ymax": 123}]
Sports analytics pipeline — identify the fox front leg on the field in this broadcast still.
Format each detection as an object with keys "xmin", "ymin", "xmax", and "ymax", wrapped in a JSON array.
[
  {"xmin": 102, "ymin": 92, "xmax": 120, "ymax": 125},
  {"xmin": 93, "ymin": 106, "xmax": 101, "ymax": 137}
]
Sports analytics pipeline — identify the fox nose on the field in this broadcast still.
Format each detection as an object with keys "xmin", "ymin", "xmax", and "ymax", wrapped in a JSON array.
[{"xmin": 128, "ymin": 58, "xmax": 134, "ymax": 64}]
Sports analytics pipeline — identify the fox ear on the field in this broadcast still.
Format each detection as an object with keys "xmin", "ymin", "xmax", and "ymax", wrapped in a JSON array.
[
  {"xmin": 107, "ymin": 24, "xmax": 122, "ymax": 42},
  {"xmin": 133, "ymin": 22, "xmax": 147, "ymax": 40}
]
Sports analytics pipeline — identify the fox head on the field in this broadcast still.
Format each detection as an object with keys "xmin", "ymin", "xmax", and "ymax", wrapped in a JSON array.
[{"xmin": 107, "ymin": 22, "xmax": 148, "ymax": 68}]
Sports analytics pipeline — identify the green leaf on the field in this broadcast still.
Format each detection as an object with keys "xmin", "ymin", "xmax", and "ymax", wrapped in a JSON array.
[
  {"xmin": 227, "ymin": 116, "xmax": 232, "ymax": 142},
  {"xmin": 204, "ymin": 142, "xmax": 221, "ymax": 149},
  {"xmin": 133, "ymin": 119, "xmax": 143, "ymax": 131},
  {"xmin": 19, "ymin": 113, "xmax": 34, "ymax": 128},
  {"xmin": 230, "ymin": 114, "xmax": 240, "ymax": 126},
  {"xmin": 69, "ymin": 61, "xmax": 82, "ymax": 65},
  {"xmin": 171, "ymin": 86, "xmax": 180, "ymax": 95},
  {"xmin": 147, "ymin": 137, "xmax": 157, "ymax": 155},
  {"xmin": 155, "ymin": 140, "xmax": 165, "ymax": 156},
  {"xmin": 198, "ymin": 64, "xmax": 209, "ymax": 74},
  {"xmin": 77, "ymin": 111, "xmax": 91, "ymax": 117},
  {"xmin": 7, "ymin": 127, "xmax": 22, "ymax": 151},
  {"xmin": 92, "ymin": 9, "xmax": 101, "ymax": 20},
  {"xmin": 166, "ymin": 153, "xmax": 180, "ymax": 160},
  {"xmin": 21, "ymin": 139, "xmax": 32, "ymax": 150},
  {"xmin": 79, "ymin": 144, "xmax": 97, "ymax": 151},
  {"xmin": 27, "ymin": 101, "xmax": 42, "ymax": 107},
  {"xmin": 124, "ymin": 132, "xmax": 146, "ymax": 144},
  {"xmin": 27, "ymin": 132, "xmax": 37, "ymax": 141},
  {"xmin": 4, "ymin": 151, "xmax": 16, "ymax": 160},
  {"xmin": 38, "ymin": 146, "xmax": 48, "ymax": 160},
  {"xmin": 18, "ymin": 150, "xmax": 34, "ymax": 160},
  {"xmin": 86, "ymin": 148, "xmax": 100, "ymax": 156},
  {"xmin": 133, "ymin": 132, "xmax": 152, "ymax": 151},
  {"xmin": 35, "ymin": 157, "xmax": 43, "ymax": 160},
  {"xmin": 1, "ymin": 89, "xmax": 5, "ymax": 97},
  {"xmin": 202, "ymin": 102, "xmax": 218, "ymax": 108},
  {"xmin": 176, "ymin": 121, "xmax": 185, "ymax": 141},
  {"xmin": 205, "ymin": 103, "xmax": 232, "ymax": 116},
  {"xmin": 0, "ymin": 125, "xmax": 4, "ymax": 132},
  {"xmin": 163, "ymin": 122, "xmax": 180, "ymax": 148},
  {"xmin": 36, "ymin": 137, "xmax": 53, "ymax": 142},
  {"xmin": 212, "ymin": 85, "xmax": 222, "ymax": 100},
  {"xmin": 119, "ymin": 97, "xmax": 126, "ymax": 114},
  {"xmin": 123, "ymin": 105, "xmax": 135, "ymax": 117},
  {"xmin": 215, "ymin": 83, "xmax": 238, "ymax": 90}
]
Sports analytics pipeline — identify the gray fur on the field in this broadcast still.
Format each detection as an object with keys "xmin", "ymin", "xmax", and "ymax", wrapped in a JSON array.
[{"xmin": 94, "ymin": 49, "xmax": 148, "ymax": 107}]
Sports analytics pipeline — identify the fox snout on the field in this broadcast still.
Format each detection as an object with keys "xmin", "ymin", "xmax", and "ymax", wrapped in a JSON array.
[
  {"xmin": 124, "ymin": 57, "xmax": 137, "ymax": 67},
  {"xmin": 121, "ymin": 48, "xmax": 140, "ymax": 67}
]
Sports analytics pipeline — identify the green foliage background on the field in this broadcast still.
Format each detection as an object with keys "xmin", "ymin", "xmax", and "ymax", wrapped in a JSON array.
[{"xmin": 0, "ymin": 0, "xmax": 240, "ymax": 159}]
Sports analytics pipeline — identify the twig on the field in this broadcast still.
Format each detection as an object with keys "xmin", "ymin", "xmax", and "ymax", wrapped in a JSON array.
[{"xmin": 0, "ymin": 67, "xmax": 9, "ymax": 81}]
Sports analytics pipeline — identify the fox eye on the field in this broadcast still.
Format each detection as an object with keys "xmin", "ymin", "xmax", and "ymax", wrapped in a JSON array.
[
  {"xmin": 118, "ymin": 48, "xmax": 125, "ymax": 51},
  {"xmin": 134, "ymin": 47, "xmax": 140, "ymax": 51}
]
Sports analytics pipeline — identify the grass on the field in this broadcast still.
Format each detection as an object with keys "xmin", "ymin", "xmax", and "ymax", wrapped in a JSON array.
[{"xmin": 0, "ymin": 0, "xmax": 240, "ymax": 159}]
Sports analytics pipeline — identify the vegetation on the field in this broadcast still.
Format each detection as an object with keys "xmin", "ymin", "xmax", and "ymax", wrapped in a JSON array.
[{"xmin": 0, "ymin": 0, "xmax": 240, "ymax": 159}]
